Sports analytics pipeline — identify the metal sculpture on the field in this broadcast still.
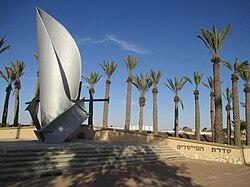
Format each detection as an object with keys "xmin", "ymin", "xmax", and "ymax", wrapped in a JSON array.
[{"xmin": 26, "ymin": 8, "xmax": 89, "ymax": 143}]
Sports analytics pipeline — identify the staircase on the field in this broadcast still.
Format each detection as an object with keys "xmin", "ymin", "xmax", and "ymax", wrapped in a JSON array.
[{"xmin": 0, "ymin": 140, "xmax": 183, "ymax": 181}]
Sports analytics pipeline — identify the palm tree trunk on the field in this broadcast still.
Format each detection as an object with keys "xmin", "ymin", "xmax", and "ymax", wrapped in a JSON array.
[
  {"xmin": 1, "ymin": 85, "xmax": 11, "ymax": 127},
  {"xmin": 102, "ymin": 79, "xmax": 111, "ymax": 128},
  {"xmin": 226, "ymin": 105, "xmax": 231, "ymax": 145},
  {"xmin": 244, "ymin": 84, "xmax": 250, "ymax": 146},
  {"xmin": 232, "ymin": 74, "xmax": 241, "ymax": 146},
  {"xmin": 212, "ymin": 58, "xmax": 223, "ymax": 143},
  {"xmin": 139, "ymin": 106, "xmax": 144, "ymax": 132},
  {"xmin": 125, "ymin": 76, "xmax": 132, "ymax": 130},
  {"xmin": 174, "ymin": 96, "xmax": 179, "ymax": 137},
  {"xmin": 194, "ymin": 90, "xmax": 200, "ymax": 141},
  {"xmin": 13, "ymin": 88, "xmax": 20, "ymax": 127},
  {"xmin": 210, "ymin": 92, "xmax": 215, "ymax": 142},
  {"xmin": 139, "ymin": 96, "xmax": 145, "ymax": 132},
  {"xmin": 152, "ymin": 87, "xmax": 158, "ymax": 134}
]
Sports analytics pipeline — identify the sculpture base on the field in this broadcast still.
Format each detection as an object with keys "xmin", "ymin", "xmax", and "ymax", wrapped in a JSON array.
[{"xmin": 37, "ymin": 99, "xmax": 89, "ymax": 143}]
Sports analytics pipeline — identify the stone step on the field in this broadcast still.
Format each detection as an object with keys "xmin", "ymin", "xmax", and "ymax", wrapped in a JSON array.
[
  {"xmin": 0, "ymin": 147, "xmax": 177, "ymax": 159},
  {"xmin": 0, "ymin": 145, "xmax": 175, "ymax": 154},
  {"xmin": 0, "ymin": 155, "xmax": 181, "ymax": 180},
  {"xmin": 0, "ymin": 151, "xmax": 181, "ymax": 169},
  {"xmin": 0, "ymin": 150, "xmax": 180, "ymax": 163},
  {"xmin": 0, "ymin": 142, "xmax": 183, "ymax": 181},
  {"xmin": 0, "ymin": 159, "xmax": 156, "ymax": 180}
]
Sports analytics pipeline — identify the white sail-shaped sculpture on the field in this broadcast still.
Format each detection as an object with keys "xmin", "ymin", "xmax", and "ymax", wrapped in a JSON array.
[
  {"xmin": 37, "ymin": 7, "xmax": 81, "ymax": 126},
  {"xmin": 34, "ymin": 7, "xmax": 88, "ymax": 142}
]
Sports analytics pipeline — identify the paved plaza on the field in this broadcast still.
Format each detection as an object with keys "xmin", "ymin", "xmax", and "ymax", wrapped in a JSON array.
[{"xmin": 2, "ymin": 158, "xmax": 250, "ymax": 187}]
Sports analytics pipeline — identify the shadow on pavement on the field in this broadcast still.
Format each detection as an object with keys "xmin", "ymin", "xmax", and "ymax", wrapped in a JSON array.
[{"xmin": 2, "ymin": 160, "xmax": 200, "ymax": 187}]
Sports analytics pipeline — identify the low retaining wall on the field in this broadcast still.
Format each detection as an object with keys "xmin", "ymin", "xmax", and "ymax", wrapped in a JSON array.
[
  {"xmin": 0, "ymin": 126, "xmax": 37, "ymax": 140},
  {"xmin": 94, "ymin": 128, "xmax": 169, "ymax": 145},
  {"xmin": 243, "ymin": 148, "xmax": 250, "ymax": 163},
  {"xmin": 94, "ymin": 129, "xmax": 249, "ymax": 165},
  {"xmin": 167, "ymin": 137, "xmax": 244, "ymax": 164}
]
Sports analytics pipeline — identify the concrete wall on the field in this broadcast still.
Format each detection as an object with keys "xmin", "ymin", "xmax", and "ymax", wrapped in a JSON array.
[
  {"xmin": 0, "ymin": 126, "xmax": 37, "ymax": 140},
  {"xmin": 167, "ymin": 137, "xmax": 244, "ymax": 164},
  {"xmin": 243, "ymin": 148, "xmax": 250, "ymax": 163},
  {"xmin": 94, "ymin": 128, "xmax": 169, "ymax": 145},
  {"xmin": 94, "ymin": 129, "xmax": 249, "ymax": 165}
]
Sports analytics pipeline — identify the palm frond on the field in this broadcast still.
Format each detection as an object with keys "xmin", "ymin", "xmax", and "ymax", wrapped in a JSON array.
[
  {"xmin": 200, "ymin": 28, "xmax": 214, "ymax": 53},
  {"xmin": 220, "ymin": 60, "xmax": 232, "ymax": 69},
  {"xmin": 193, "ymin": 71, "xmax": 203, "ymax": 89},
  {"xmin": 124, "ymin": 55, "xmax": 139, "ymax": 74},
  {"xmin": 198, "ymin": 24, "xmax": 232, "ymax": 57},
  {"xmin": 239, "ymin": 68, "xmax": 250, "ymax": 84},
  {"xmin": 183, "ymin": 76, "xmax": 192, "ymax": 84},
  {"xmin": 179, "ymin": 97, "xmax": 184, "ymax": 110},
  {"xmin": 163, "ymin": 79, "xmax": 175, "ymax": 93},
  {"xmin": 10, "ymin": 60, "xmax": 26, "ymax": 81},
  {"xmin": 0, "ymin": 36, "xmax": 12, "ymax": 54},
  {"xmin": 174, "ymin": 77, "xmax": 179, "ymax": 91},
  {"xmin": 165, "ymin": 76, "xmax": 190, "ymax": 99},
  {"xmin": 197, "ymin": 34, "xmax": 212, "ymax": 53},
  {"xmin": 100, "ymin": 61, "xmax": 117, "ymax": 77},
  {"xmin": 133, "ymin": 73, "xmax": 152, "ymax": 95},
  {"xmin": 223, "ymin": 87, "xmax": 232, "ymax": 104},
  {"xmin": 83, "ymin": 72, "xmax": 102, "ymax": 88},
  {"xmin": 202, "ymin": 82, "xmax": 209, "ymax": 89},
  {"xmin": 207, "ymin": 76, "xmax": 214, "ymax": 90},
  {"xmin": 150, "ymin": 69, "xmax": 162, "ymax": 85},
  {"xmin": 213, "ymin": 25, "xmax": 219, "ymax": 54},
  {"xmin": 0, "ymin": 70, "xmax": 8, "ymax": 82},
  {"xmin": 219, "ymin": 24, "xmax": 232, "ymax": 49},
  {"xmin": 233, "ymin": 59, "xmax": 249, "ymax": 74}
]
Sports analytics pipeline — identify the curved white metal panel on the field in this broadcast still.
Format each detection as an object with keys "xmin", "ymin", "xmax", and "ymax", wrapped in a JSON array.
[{"xmin": 36, "ymin": 7, "xmax": 82, "ymax": 126}]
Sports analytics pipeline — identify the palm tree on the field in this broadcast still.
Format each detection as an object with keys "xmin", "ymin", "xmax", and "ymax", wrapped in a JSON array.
[
  {"xmin": 150, "ymin": 70, "xmax": 162, "ymax": 134},
  {"xmin": 0, "ymin": 36, "xmax": 12, "ymax": 55},
  {"xmin": 100, "ymin": 61, "xmax": 117, "ymax": 128},
  {"xmin": 0, "ymin": 66, "xmax": 15, "ymax": 127},
  {"xmin": 197, "ymin": 24, "xmax": 232, "ymax": 143},
  {"xmin": 83, "ymin": 72, "xmax": 102, "ymax": 126},
  {"xmin": 133, "ymin": 73, "xmax": 152, "ymax": 132},
  {"xmin": 223, "ymin": 87, "xmax": 232, "ymax": 145},
  {"xmin": 10, "ymin": 60, "xmax": 26, "ymax": 127},
  {"xmin": 193, "ymin": 72, "xmax": 204, "ymax": 141},
  {"xmin": 33, "ymin": 52, "xmax": 40, "ymax": 118},
  {"xmin": 239, "ymin": 68, "xmax": 250, "ymax": 146},
  {"xmin": 227, "ymin": 59, "xmax": 248, "ymax": 146},
  {"xmin": 164, "ymin": 76, "xmax": 192, "ymax": 137},
  {"xmin": 203, "ymin": 76, "xmax": 215, "ymax": 142},
  {"xmin": 0, "ymin": 36, "xmax": 12, "ymax": 92},
  {"xmin": 124, "ymin": 55, "xmax": 139, "ymax": 130},
  {"xmin": 83, "ymin": 72, "xmax": 102, "ymax": 96}
]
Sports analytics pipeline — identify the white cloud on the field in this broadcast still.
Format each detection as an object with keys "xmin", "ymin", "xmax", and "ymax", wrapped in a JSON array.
[
  {"xmin": 105, "ymin": 34, "xmax": 149, "ymax": 54},
  {"xmin": 77, "ymin": 37, "xmax": 107, "ymax": 44},
  {"xmin": 77, "ymin": 34, "xmax": 150, "ymax": 54}
]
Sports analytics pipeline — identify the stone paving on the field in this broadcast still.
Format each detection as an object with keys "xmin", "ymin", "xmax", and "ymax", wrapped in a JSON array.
[{"xmin": 1, "ymin": 157, "xmax": 250, "ymax": 186}]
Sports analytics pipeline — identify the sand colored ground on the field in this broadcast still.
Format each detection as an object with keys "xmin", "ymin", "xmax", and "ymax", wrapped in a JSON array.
[{"xmin": 2, "ymin": 159, "xmax": 250, "ymax": 187}]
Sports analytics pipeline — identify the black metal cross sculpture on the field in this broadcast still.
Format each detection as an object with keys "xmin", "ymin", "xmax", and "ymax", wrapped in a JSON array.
[{"xmin": 84, "ymin": 89, "xmax": 109, "ymax": 127}]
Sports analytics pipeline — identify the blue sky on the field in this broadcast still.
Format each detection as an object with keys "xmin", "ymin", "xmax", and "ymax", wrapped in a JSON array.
[{"xmin": 1, "ymin": 0, "xmax": 250, "ymax": 130}]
